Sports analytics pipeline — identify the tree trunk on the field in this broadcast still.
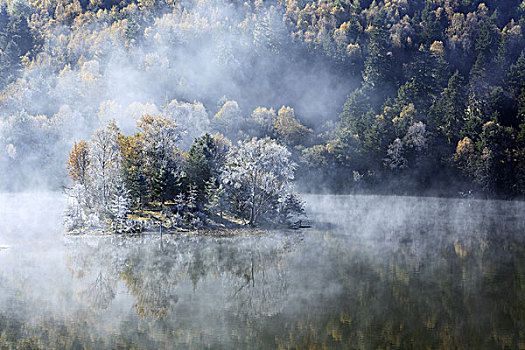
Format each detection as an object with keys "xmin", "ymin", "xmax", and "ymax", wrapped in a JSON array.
[
  {"xmin": 249, "ymin": 175, "xmax": 257, "ymax": 226},
  {"xmin": 249, "ymin": 203, "xmax": 256, "ymax": 226},
  {"xmin": 159, "ymin": 209, "xmax": 163, "ymax": 249}
]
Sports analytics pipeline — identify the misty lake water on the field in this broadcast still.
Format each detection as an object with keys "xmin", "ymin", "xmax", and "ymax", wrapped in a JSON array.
[{"xmin": 0, "ymin": 193, "xmax": 524, "ymax": 349}]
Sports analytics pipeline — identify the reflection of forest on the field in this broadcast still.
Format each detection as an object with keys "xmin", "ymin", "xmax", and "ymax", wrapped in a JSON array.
[
  {"xmin": 66, "ymin": 234, "xmax": 296, "ymax": 319},
  {"xmin": 1, "ymin": 196, "xmax": 524, "ymax": 349}
]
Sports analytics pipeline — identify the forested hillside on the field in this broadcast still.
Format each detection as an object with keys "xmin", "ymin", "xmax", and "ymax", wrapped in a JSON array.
[{"xmin": 0, "ymin": 0, "xmax": 524, "ymax": 197}]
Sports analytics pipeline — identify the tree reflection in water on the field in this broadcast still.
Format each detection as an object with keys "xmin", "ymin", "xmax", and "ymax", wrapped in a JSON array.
[{"xmin": 0, "ymin": 195, "xmax": 524, "ymax": 349}]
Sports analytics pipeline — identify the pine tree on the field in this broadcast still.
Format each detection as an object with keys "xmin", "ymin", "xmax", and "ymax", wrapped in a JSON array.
[
  {"xmin": 185, "ymin": 134, "xmax": 217, "ymax": 202},
  {"xmin": 187, "ymin": 183, "xmax": 198, "ymax": 209},
  {"xmin": 517, "ymin": 90, "xmax": 525, "ymax": 144},
  {"xmin": 429, "ymin": 71, "xmax": 467, "ymax": 145},
  {"xmin": 110, "ymin": 180, "xmax": 130, "ymax": 233},
  {"xmin": 151, "ymin": 164, "xmax": 167, "ymax": 203},
  {"xmin": 362, "ymin": 18, "xmax": 394, "ymax": 95},
  {"xmin": 508, "ymin": 52, "xmax": 525, "ymax": 97},
  {"xmin": 205, "ymin": 177, "xmax": 226, "ymax": 218}
]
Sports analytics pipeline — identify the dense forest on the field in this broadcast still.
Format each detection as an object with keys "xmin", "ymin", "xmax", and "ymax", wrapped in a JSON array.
[
  {"xmin": 0, "ymin": 0, "xmax": 524, "ymax": 197},
  {"xmin": 65, "ymin": 117, "xmax": 304, "ymax": 232}
]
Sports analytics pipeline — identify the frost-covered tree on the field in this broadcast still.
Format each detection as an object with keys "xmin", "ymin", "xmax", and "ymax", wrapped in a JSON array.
[
  {"xmin": 110, "ymin": 178, "xmax": 131, "ymax": 233},
  {"xmin": 384, "ymin": 138, "xmax": 407, "ymax": 170},
  {"xmin": 89, "ymin": 121, "xmax": 122, "ymax": 209},
  {"xmin": 277, "ymin": 191, "xmax": 304, "ymax": 224},
  {"xmin": 137, "ymin": 114, "xmax": 183, "ymax": 202},
  {"xmin": 64, "ymin": 183, "xmax": 89, "ymax": 230},
  {"xmin": 222, "ymin": 138, "xmax": 301, "ymax": 226},
  {"xmin": 187, "ymin": 183, "xmax": 198, "ymax": 208},
  {"xmin": 137, "ymin": 114, "xmax": 181, "ymax": 167},
  {"xmin": 404, "ymin": 122, "xmax": 427, "ymax": 152}
]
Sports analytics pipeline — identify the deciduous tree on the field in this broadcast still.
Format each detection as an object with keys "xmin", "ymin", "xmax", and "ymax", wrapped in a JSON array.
[
  {"xmin": 222, "ymin": 138, "xmax": 300, "ymax": 226},
  {"xmin": 67, "ymin": 140, "xmax": 90, "ymax": 187}
]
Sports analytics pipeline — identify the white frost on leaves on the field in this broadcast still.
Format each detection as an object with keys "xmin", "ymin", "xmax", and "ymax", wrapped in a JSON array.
[
  {"xmin": 64, "ymin": 183, "xmax": 89, "ymax": 230},
  {"xmin": 384, "ymin": 138, "xmax": 407, "ymax": 170},
  {"xmin": 138, "ymin": 115, "xmax": 182, "ymax": 169},
  {"xmin": 221, "ymin": 137, "xmax": 300, "ymax": 224},
  {"xmin": 404, "ymin": 122, "xmax": 427, "ymax": 152},
  {"xmin": 110, "ymin": 179, "xmax": 131, "ymax": 232},
  {"xmin": 89, "ymin": 121, "xmax": 122, "ymax": 209}
]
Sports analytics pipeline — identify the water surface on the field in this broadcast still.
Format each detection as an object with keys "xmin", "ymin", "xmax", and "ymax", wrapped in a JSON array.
[{"xmin": 0, "ymin": 193, "xmax": 524, "ymax": 349}]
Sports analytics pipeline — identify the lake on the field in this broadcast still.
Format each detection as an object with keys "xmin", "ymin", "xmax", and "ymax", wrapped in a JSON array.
[{"xmin": 0, "ymin": 193, "xmax": 524, "ymax": 349}]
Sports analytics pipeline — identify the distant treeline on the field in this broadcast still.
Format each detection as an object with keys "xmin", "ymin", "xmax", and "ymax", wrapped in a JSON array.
[{"xmin": 0, "ymin": 0, "xmax": 524, "ymax": 197}]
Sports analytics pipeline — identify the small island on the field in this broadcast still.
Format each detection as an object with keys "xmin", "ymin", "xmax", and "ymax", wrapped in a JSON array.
[{"xmin": 65, "ymin": 115, "xmax": 305, "ymax": 235}]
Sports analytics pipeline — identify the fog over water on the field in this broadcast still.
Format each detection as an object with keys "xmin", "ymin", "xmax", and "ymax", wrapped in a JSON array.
[{"xmin": 0, "ymin": 192, "xmax": 524, "ymax": 348}]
